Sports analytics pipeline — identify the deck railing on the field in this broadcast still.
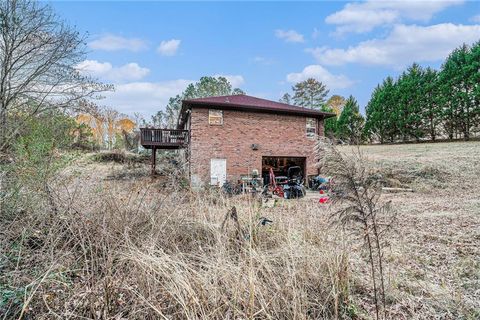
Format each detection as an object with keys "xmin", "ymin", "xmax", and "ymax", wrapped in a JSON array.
[{"xmin": 140, "ymin": 128, "xmax": 189, "ymax": 148}]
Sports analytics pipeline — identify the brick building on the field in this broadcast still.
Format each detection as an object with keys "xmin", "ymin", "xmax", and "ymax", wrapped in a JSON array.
[{"xmin": 177, "ymin": 94, "xmax": 335, "ymax": 187}]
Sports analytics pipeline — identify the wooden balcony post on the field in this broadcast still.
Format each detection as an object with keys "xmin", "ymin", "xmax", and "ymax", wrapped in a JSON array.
[{"xmin": 151, "ymin": 146, "xmax": 157, "ymax": 175}]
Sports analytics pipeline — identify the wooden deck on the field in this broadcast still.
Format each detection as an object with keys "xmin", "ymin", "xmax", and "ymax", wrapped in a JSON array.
[{"xmin": 140, "ymin": 128, "xmax": 188, "ymax": 149}]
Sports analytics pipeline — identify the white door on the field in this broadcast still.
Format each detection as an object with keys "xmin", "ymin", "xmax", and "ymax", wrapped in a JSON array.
[{"xmin": 210, "ymin": 159, "xmax": 227, "ymax": 186}]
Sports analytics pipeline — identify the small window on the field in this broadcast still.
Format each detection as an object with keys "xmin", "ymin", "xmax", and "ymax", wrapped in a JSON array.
[
  {"xmin": 209, "ymin": 109, "xmax": 223, "ymax": 125},
  {"xmin": 306, "ymin": 118, "xmax": 316, "ymax": 137}
]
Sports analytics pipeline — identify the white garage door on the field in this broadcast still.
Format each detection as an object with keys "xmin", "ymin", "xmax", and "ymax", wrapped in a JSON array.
[{"xmin": 210, "ymin": 159, "xmax": 227, "ymax": 186}]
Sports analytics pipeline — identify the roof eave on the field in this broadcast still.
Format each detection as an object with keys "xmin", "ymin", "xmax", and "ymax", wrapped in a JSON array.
[{"xmin": 181, "ymin": 100, "xmax": 336, "ymax": 119}]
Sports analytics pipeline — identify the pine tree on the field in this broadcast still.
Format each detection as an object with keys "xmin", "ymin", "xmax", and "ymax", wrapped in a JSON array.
[
  {"xmin": 421, "ymin": 67, "xmax": 441, "ymax": 141},
  {"xmin": 321, "ymin": 104, "xmax": 337, "ymax": 138},
  {"xmin": 183, "ymin": 76, "xmax": 237, "ymax": 99},
  {"xmin": 154, "ymin": 76, "xmax": 244, "ymax": 127},
  {"xmin": 336, "ymin": 95, "xmax": 364, "ymax": 144},
  {"xmin": 279, "ymin": 93, "xmax": 292, "ymax": 104},
  {"xmin": 468, "ymin": 41, "xmax": 480, "ymax": 135},
  {"xmin": 397, "ymin": 63, "xmax": 424, "ymax": 141},
  {"xmin": 232, "ymin": 88, "xmax": 246, "ymax": 95},
  {"xmin": 441, "ymin": 46, "xmax": 462, "ymax": 139},
  {"xmin": 366, "ymin": 41, "xmax": 480, "ymax": 143},
  {"xmin": 380, "ymin": 77, "xmax": 397, "ymax": 142},
  {"xmin": 364, "ymin": 85, "xmax": 382, "ymax": 143},
  {"xmin": 292, "ymin": 78, "xmax": 330, "ymax": 109},
  {"xmin": 364, "ymin": 76, "xmax": 400, "ymax": 143}
]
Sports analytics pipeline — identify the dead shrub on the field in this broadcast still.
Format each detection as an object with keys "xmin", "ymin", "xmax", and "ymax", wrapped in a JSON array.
[{"xmin": 316, "ymin": 139, "xmax": 397, "ymax": 320}]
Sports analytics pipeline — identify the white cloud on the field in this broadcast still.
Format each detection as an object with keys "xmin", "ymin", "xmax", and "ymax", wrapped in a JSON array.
[
  {"xmin": 286, "ymin": 65, "xmax": 354, "ymax": 89},
  {"xmin": 101, "ymin": 74, "xmax": 244, "ymax": 116},
  {"xmin": 76, "ymin": 60, "xmax": 150, "ymax": 82},
  {"xmin": 157, "ymin": 39, "xmax": 181, "ymax": 56},
  {"xmin": 76, "ymin": 60, "xmax": 112, "ymax": 75},
  {"xmin": 101, "ymin": 80, "xmax": 193, "ymax": 116},
  {"xmin": 470, "ymin": 14, "xmax": 480, "ymax": 23},
  {"xmin": 275, "ymin": 29, "xmax": 305, "ymax": 43},
  {"xmin": 308, "ymin": 23, "xmax": 480, "ymax": 67},
  {"xmin": 213, "ymin": 74, "xmax": 245, "ymax": 87},
  {"xmin": 88, "ymin": 34, "xmax": 147, "ymax": 52},
  {"xmin": 326, "ymin": 0, "xmax": 464, "ymax": 34}
]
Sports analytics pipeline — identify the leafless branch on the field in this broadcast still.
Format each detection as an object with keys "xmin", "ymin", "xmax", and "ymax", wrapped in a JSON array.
[{"xmin": 0, "ymin": 0, "xmax": 112, "ymax": 150}]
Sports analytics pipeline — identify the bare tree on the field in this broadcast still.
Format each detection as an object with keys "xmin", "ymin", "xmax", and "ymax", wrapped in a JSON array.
[{"xmin": 0, "ymin": 0, "xmax": 111, "ymax": 150}]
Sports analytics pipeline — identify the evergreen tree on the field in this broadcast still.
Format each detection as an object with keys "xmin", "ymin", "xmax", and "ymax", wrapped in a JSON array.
[
  {"xmin": 438, "ymin": 44, "xmax": 479, "ymax": 140},
  {"xmin": 320, "ymin": 95, "xmax": 346, "ymax": 138},
  {"xmin": 292, "ymin": 78, "xmax": 330, "ymax": 109},
  {"xmin": 378, "ymin": 76, "xmax": 400, "ymax": 142},
  {"xmin": 336, "ymin": 95, "xmax": 364, "ymax": 144},
  {"xmin": 232, "ymin": 88, "xmax": 246, "ymax": 95},
  {"xmin": 469, "ymin": 41, "xmax": 480, "ymax": 135},
  {"xmin": 364, "ymin": 85, "xmax": 382, "ymax": 142},
  {"xmin": 397, "ymin": 63, "xmax": 424, "ymax": 141},
  {"xmin": 365, "ymin": 77, "xmax": 398, "ymax": 143},
  {"xmin": 365, "ymin": 41, "xmax": 480, "ymax": 143},
  {"xmin": 154, "ymin": 76, "xmax": 244, "ymax": 127},
  {"xmin": 421, "ymin": 67, "xmax": 441, "ymax": 141},
  {"xmin": 279, "ymin": 93, "xmax": 292, "ymax": 104},
  {"xmin": 184, "ymin": 76, "xmax": 235, "ymax": 99},
  {"xmin": 321, "ymin": 104, "xmax": 337, "ymax": 138},
  {"xmin": 437, "ymin": 57, "xmax": 457, "ymax": 139}
]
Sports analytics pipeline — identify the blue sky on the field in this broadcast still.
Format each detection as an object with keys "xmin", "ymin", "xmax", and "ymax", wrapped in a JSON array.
[{"xmin": 51, "ymin": 1, "xmax": 480, "ymax": 117}]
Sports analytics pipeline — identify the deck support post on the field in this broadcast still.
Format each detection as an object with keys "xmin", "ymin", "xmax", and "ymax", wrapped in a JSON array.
[{"xmin": 151, "ymin": 147, "xmax": 157, "ymax": 175}]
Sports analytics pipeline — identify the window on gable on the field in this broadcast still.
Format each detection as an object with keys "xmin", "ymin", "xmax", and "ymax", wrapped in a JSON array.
[
  {"xmin": 209, "ymin": 109, "xmax": 223, "ymax": 125},
  {"xmin": 306, "ymin": 118, "xmax": 316, "ymax": 137}
]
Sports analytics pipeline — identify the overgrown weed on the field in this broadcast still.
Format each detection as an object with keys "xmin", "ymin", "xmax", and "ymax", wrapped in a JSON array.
[{"xmin": 1, "ymin": 164, "xmax": 352, "ymax": 319}]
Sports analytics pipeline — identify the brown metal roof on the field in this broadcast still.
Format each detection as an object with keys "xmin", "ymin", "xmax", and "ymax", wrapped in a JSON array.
[{"xmin": 179, "ymin": 94, "xmax": 335, "ymax": 127}]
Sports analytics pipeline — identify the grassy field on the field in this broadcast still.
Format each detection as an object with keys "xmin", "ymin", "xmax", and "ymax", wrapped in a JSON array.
[
  {"xmin": 341, "ymin": 141, "xmax": 480, "ymax": 318},
  {"xmin": 1, "ymin": 141, "xmax": 479, "ymax": 319}
]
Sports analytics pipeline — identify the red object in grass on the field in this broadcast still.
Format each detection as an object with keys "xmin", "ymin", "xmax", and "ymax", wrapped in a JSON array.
[
  {"xmin": 319, "ymin": 197, "xmax": 329, "ymax": 204},
  {"xmin": 319, "ymin": 190, "xmax": 324, "ymax": 194},
  {"xmin": 273, "ymin": 186, "xmax": 284, "ymax": 198}
]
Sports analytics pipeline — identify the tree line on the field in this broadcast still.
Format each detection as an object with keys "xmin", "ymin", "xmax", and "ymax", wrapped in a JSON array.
[
  {"xmin": 365, "ymin": 42, "xmax": 480, "ymax": 143},
  {"xmin": 279, "ymin": 41, "xmax": 480, "ymax": 144}
]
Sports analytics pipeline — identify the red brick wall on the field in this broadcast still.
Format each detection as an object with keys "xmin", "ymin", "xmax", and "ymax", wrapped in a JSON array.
[{"xmin": 188, "ymin": 107, "xmax": 324, "ymax": 187}]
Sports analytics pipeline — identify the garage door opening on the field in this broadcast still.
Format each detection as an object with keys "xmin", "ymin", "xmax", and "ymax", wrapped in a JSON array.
[{"xmin": 262, "ymin": 156, "xmax": 306, "ymax": 185}]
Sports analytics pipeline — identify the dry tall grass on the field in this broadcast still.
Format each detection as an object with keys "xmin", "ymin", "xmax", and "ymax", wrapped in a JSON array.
[
  {"xmin": 2, "ymin": 141, "xmax": 480, "ymax": 319},
  {"xmin": 1, "ymin": 162, "xmax": 354, "ymax": 319}
]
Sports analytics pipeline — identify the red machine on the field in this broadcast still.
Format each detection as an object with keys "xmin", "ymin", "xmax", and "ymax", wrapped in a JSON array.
[{"xmin": 268, "ymin": 168, "xmax": 284, "ymax": 198}]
